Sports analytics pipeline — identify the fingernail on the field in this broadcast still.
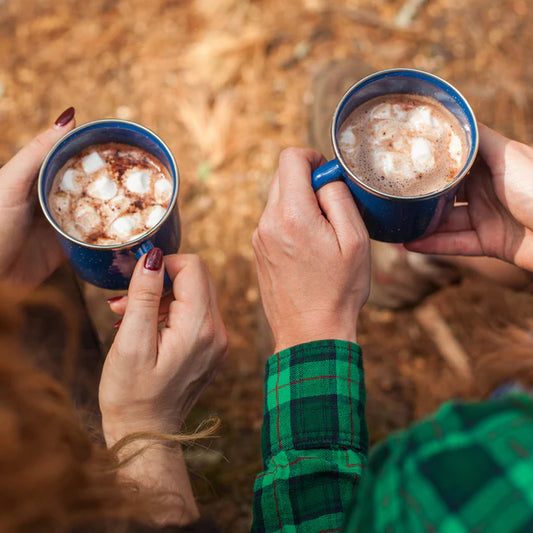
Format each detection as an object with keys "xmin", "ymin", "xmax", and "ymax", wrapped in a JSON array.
[
  {"xmin": 54, "ymin": 106, "xmax": 75, "ymax": 127},
  {"xmin": 113, "ymin": 319, "xmax": 122, "ymax": 329},
  {"xmin": 107, "ymin": 295, "xmax": 124, "ymax": 304},
  {"xmin": 144, "ymin": 247, "xmax": 163, "ymax": 271}
]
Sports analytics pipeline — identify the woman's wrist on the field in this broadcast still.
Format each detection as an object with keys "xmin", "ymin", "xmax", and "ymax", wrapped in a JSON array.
[{"xmin": 114, "ymin": 438, "xmax": 200, "ymax": 526}]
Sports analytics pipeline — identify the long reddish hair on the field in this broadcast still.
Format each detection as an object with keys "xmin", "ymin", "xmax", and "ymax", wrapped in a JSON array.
[{"xmin": 0, "ymin": 284, "xmax": 215, "ymax": 532}]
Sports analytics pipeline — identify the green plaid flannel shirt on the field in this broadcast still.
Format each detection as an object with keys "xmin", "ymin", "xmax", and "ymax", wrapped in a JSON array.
[{"xmin": 252, "ymin": 340, "xmax": 533, "ymax": 532}]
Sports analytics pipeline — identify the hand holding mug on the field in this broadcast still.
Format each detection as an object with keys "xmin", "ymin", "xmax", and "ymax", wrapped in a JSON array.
[
  {"xmin": 406, "ymin": 125, "xmax": 533, "ymax": 272},
  {"xmin": 100, "ymin": 250, "xmax": 228, "ymax": 446},
  {"xmin": 0, "ymin": 108, "xmax": 75, "ymax": 285},
  {"xmin": 252, "ymin": 148, "xmax": 371, "ymax": 352}
]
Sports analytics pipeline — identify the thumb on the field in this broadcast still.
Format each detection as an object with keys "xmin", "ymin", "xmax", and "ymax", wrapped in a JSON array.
[
  {"xmin": 0, "ymin": 107, "xmax": 76, "ymax": 203},
  {"xmin": 115, "ymin": 247, "xmax": 164, "ymax": 364},
  {"xmin": 316, "ymin": 180, "xmax": 368, "ymax": 251},
  {"xmin": 477, "ymin": 123, "xmax": 510, "ymax": 175}
]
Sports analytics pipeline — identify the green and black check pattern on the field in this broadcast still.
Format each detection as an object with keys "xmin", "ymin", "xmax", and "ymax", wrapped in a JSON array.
[
  {"xmin": 252, "ymin": 340, "xmax": 368, "ymax": 532},
  {"xmin": 346, "ymin": 392, "xmax": 533, "ymax": 532},
  {"xmin": 253, "ymin": 340, "xmax": 533, "ymax": 533}
]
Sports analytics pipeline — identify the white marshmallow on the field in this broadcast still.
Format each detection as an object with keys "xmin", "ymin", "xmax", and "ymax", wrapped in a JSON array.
[
  {"xmin": 379, "ymin": 152, "xmax": 398, "ymax": 175},
  {"xmin": 370, "ymin": 103, "xmax": 392, "ymax": 120},
  {"xmin": 81, "ymin": 152, "xmax": 107, "ymax": 174},
  {"xmin": 411, "ymin": 138, "xmax": 435, "ymax": 172},
  {"xmin": 154, "ymin": 178, "xmax": 172, "ymax": 203},
  {"xmin": 146, "ymin": 205, "xmax": 167, "ymax": 228},
  {"xmin": 371, "ymin": 103, "xmax": 407, "ymax": 121},
  {"xmin": 110, "ymin": 215, "xmax": 140, "ymax": 241},
  {"xmin": 87, "ymin": 174, "xmax": 118, "ymax": 201},
  {"xmin": 63, "ymin": 222, "xmax": 82, "ymax": 241},
  {"xmin": 339, "ymin": 128, "xmax": 356, "ymax": 147},
  {"xmin": 448, "ymin": 131, "xmax": 463, "ymax": 166},
  {"xmin": 74, "ymin": 201, "xmax": 99, "ymax": 233},
  {"xmin": 52, "ymin": 194, "xmax": 70, "ymax": 214},
  {"xmin": 408, "ymin": 107, "xmax": 442, "ymax": 134},
  {"xmin": 59, "ymin": 169, "xmax": 81, "ymax": 193},
  {"xmin": 126, "ymin": 170, "xmax": 151, "ymax": 194}
]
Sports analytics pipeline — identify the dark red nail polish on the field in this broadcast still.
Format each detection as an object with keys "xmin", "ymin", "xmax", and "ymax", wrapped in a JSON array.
[
  {"xmin": 107, "ymin": 295, "xmax": 124, "ymax": 304},
  {"xmin": 54, "ymin": 107, "xmax": 75, "ymax": 127},
  {"xmin": 144, "ymin": 247, "xmax": 163, "ymax": 271},
  {"xmin": 113, "ymin": 319, "xmax": 122, "ymax": 329}
]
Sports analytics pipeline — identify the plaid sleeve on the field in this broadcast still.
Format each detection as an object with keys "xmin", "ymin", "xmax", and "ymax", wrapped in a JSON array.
[
  {"xmin": 344, "ymin": 392, "xmax": 533, "ymax": 533},
  {"xmin": 252, "ymin": 340, "xmax": 368, "ymax": 533}
]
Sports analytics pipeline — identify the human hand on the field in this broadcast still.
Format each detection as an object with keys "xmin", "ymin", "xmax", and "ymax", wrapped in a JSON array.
[
  {"xmin": 406, "ymin": 124, "xmax": 533, "ymax": 271},
  {"xmin": 0, "ymin": 107, "xmax": 75, "ymax": 286},
  {"xmin": 252, "ymin": 148, "xmax": 370, "ymax": 353},
  {"xmin": 99, "ymin": 249, "xmax": 228, "ymax": 447}
]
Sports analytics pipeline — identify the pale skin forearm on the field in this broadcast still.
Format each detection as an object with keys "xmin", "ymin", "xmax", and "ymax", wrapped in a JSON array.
[{"xmin": 115, "ymin": 442, "xmax": 200, "ymax": 526}]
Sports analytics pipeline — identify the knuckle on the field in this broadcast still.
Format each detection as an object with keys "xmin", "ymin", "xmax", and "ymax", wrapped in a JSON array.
[
  {"xmin": 29, "ymin": 132, "xmax": 51, "ymax": 153},
  {"xmin": 279, "ymin": 146, "xmax": 303, "ymax": 164},
  {"xmin": 279, "ymin": 205, "xmax": 301, "ymax": 233},
  {"xmin": 217, "ymin": 327, "xmax": 229, "ymax": 357},
  {"xmin": 131, "ymin": 286, "xmax": 161, "ymax": 308},
  {"xmin": 198, "ymin": 312, "xmax": 217, "ymax": 347},
  {"xmin": 255, "ymin": 218, "xmax": 274, "ymax": 244}
]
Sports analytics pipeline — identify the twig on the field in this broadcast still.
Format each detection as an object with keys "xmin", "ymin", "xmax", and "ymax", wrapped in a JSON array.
[
  {"xmin": 394, "ymin": 0, "xmax": 428, "ymax": 28},
  {"xmin": 415, "ymin": 304, "xmax": 472, "ymax": 380}
]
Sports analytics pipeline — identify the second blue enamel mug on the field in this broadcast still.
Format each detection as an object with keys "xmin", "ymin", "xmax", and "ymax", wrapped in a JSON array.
[{"xmin": 312, "ymin": 68, "xmax": 479, "ymax": 243}]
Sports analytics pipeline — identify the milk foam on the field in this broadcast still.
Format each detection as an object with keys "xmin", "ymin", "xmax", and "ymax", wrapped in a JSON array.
[
  {"xmin": 338, "ymin": 94, "xmax": 468, "ymax": 197},
  {"xmin": 49, "ymin": 143, "xmax": 173, "ymax": 245}
]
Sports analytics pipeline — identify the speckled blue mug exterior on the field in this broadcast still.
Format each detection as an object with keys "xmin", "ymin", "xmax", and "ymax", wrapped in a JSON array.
[
  {"xmin": 38, "ymin": 120, "xmax": 180, "ymax": 290},
  {"xmin": 312, "ymin": 69, "xmax": 478, "ymax": 243}
]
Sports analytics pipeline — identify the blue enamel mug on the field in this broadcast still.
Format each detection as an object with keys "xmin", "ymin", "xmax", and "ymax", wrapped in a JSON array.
[
  {"xmin": 38, "ymin": 120, "xmax": 180, "ymax": 290},
  {"xmin": 312, "ymin": 68, "xmax": 479, "ymax": 243}
]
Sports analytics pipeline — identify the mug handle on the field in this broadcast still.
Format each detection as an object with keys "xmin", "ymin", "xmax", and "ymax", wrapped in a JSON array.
[
  {"xmin": 133, "ymin": 241, "xmax": 173, "ymax": 292},
  {"xmin": 311, "ymin": 159, "xmax": 344, "ymax": 191}
]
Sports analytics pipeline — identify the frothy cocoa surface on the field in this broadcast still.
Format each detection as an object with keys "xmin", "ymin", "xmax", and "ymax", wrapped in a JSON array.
[
  {"xmin": 338, "ymin": 94, "xmax": 468, "ymax": 197},
  {"xmin": 49, "ymin": 143, "xmax": 173, "ymax": 245}
]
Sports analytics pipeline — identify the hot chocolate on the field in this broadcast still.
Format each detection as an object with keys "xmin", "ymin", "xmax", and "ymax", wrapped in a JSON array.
[
  {"xmin": 338, "ymin": 93, "xmax": 468, "ymax": 197},
  {"xmin": 49, "ymin": 143, "xmax": 173, "ymax": 245}
]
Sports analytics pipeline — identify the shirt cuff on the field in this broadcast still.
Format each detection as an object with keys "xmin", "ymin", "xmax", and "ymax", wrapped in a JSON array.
[{"xmin": 262, "ymin": 340, "xmax": 367, "ymax": 461}]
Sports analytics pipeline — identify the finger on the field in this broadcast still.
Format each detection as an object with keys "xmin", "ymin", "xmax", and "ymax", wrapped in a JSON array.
[
  {"xmin": 108, "ymin": 292, "xmax": 174, "ymax": 317},
  {"xmin": 277, "ymin": 147, "xmax": 327, "ymax": 211},
  {"xmin": 405, "ymin": 231, "xmax": 483, "ymax": 256},
  {"xmin": 0, "ymin": 107, "xmax": 76, "ymax": 203},
  {"xmin": 114, "ymin": 248, "xmax": 164, "ymax": 364},
  {"xmin": 433, "ymin": 205, "xmax": 473, "ymax": 233},
  {"xmin": 477, "ymin": 123, "xmax": 511, "ymax": 174},
  {"xmin": 161, "ymin": 254, "xmax": 212, "ymax": 331},
  {"xmin": 162, "ymin": 254, "xmax": 227, "ymax": 369},
  {"xmin": 315, "ymin": 180, "xmax": 368, "ymax": 251}
]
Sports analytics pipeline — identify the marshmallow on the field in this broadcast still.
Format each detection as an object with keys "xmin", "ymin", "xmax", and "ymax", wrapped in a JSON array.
[
  {"xmin": 408, "ymin": 107, "xmax": 442, "ymax": 135},
  {"xmin": 81, "ymin": 152, "xmax": 107, "ymax": 174},
  {"xmin": 448, "ymin": 131, "xmax": 463, "ymax": 166},
  {"xmin": 59, "ymin": 169, "xmax": 81, "ymax": 193},
  {"xmin": 154, "ymin": 178, "xmax": 172, "ymax": 203},
  {"xmin": 146, "ymin": 205, "xmax": 167, "ymax": 228},
  {"xmin": 51, "ymin": 193, "xmax": 70, "ymax": 214},
  {"xmin": 339, "ymin": 128, "xmax": 356, "ymax": 147},
  {"xmin": 74, "ymin": 201, "xmax": 99, "ymax": 233},
  {"xmin": 87, "ymin": 174, "xmax": 118, "ymax": 201},
  {"xmin": 411, "ymin": 138, "xmax": 435, "ymax": 172},
  {"xmin": 371, "ymin": 103, "xmax": 407, "ymax": 121},
  {"xmin": 126, "ymin": 170, "xmax": 151, "ymax": 194},
  {"xmin": 110, "ymin": 215, "xmax": 140, "ymax": 241}
]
